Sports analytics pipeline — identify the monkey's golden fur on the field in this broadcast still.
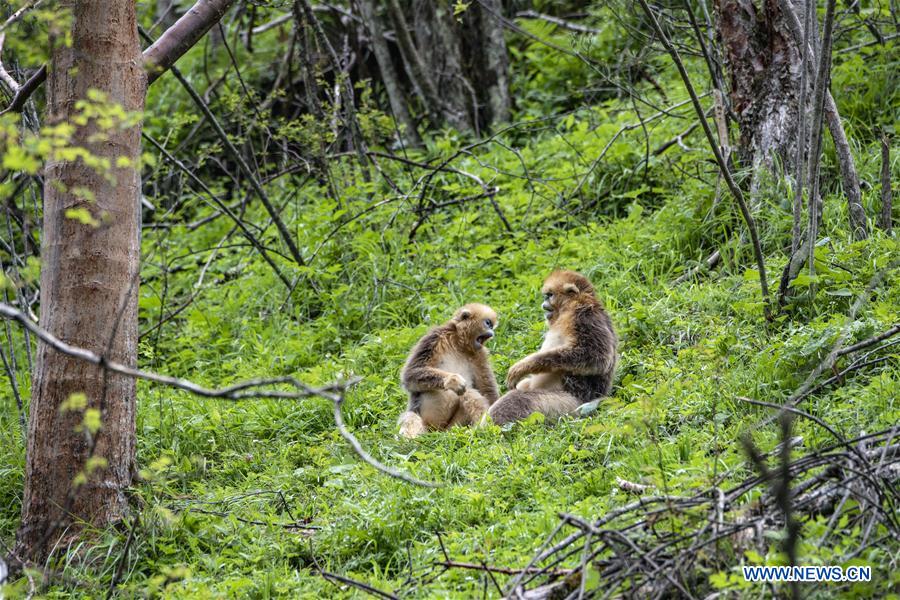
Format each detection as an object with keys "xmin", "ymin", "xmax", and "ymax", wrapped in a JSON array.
[
  {"xmin": 488, "ymin": 270, "xmax": 617, "ymax": 425},
  {"xmin": 398, "ymin": 304, "xmax": 500, "ymax": 438}
]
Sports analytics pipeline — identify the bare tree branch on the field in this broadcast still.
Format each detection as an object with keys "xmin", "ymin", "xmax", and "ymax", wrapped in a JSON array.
[
  {"xmin": 0, "ymin": 32, "xmax": 21, "ymax": 92},
  {"xmin": 836, "ymin": 324, "xmax": 900, "ymax": 357},
  {"xmin": 147, "ymin": 54, "xmax": 309, "ymax": 269},
  {"xmin": 143, "ymin": 0, "xmax": 238, "ymax": 85},
  {"xmin": 142, "ymin": 132, "xmax": 294, "ymax": 290},
  {"xmin": 0, "ymin": 0, "xmax": 236, "ymax": 114},
  {"xmin": 0, "ymin": 64, "xmax": 43, "ymax": 116},
  {"xmin": 514, "ymin": 10, "xmax": 602, "ymax": 34}
]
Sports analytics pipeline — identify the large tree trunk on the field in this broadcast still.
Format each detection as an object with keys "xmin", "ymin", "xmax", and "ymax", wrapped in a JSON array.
[
  {"xmin": 8, "ymin": 0, "xmax": 234, "ymax": 566},
  {"xmin": 715, "ymin": 0, "xmax": 802, "ymax": 171},
  {"xmin": 409, "ymin": 0, "xmax": 476, "ymax": 132},
  {"xmin": 16, "ymin": 0, "xmax": 146, "ymax": 562}
]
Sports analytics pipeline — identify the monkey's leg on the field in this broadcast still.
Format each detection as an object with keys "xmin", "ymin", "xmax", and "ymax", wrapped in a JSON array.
[
  {"xmin": 418, "ymin": 390, "xmax": 460, "ymax": 430},
  {"xmin": 488, "ymin": 390, "xmax": 580, "ymax": 425},
  {"xmin": 448, "ymin": 390, "xmax": 490, "ymax": 427},
  {"xmin": 398, "ymin": 411, "xmax": 428, "ymax": 438}
]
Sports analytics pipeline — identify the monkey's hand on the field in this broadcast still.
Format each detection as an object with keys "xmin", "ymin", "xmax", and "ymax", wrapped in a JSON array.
[
  {"xmin": 506, "ymin": 361, "xmax": 532, "ymax": 389},
  {"xmin": 443, "ymin": 373, "xmax": 467, "ymax": 395}
]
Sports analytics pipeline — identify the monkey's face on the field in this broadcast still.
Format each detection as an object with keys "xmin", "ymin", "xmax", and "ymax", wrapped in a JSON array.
[
  {"xmin": 453, "ymin": 303, "xmax": 498, "ymax": 351},
  {"xmin": 541, "ymin": 270, "xmax": 596, "ymax": 322}
]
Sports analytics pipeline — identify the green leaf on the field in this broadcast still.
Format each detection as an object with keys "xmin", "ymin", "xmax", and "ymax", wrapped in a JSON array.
[
  {"xmin": 82, "ymin": 408, "xmax": 102, "ymax": 434},
  {"xmin": 60, "ymin": 392, "xmax": 88, "ymax": 412},
  {"xmin": 65, "ymin": 207, "xmax": 100, "ymax": 227}
]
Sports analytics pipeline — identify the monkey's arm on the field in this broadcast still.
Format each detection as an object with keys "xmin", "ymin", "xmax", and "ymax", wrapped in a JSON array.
[
  {"xmin": 506, "ymin": 349, "xmax": 568, "ymax": 388},
  {"xmin": 402, "ymin": 366, "xmax": 464, "ymax": 393},
  {"xmin": 472, "ymin": 357, "xmax": 500, "ymax": 403},
  {"xmin": 507, "ymin": 308, "xmax": 615, "ymax": 388},
  {"xmin": 506, "ymin": 346, "xmax": 607, "ymax": 388},
  {"xmin": 401, "ymin": 327, "xmax": 466, "ymax": 394}
]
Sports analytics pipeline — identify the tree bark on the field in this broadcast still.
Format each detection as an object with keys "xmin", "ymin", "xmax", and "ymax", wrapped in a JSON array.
[
  {"xmin": 144, "ymin": 0, "xmax": 236, "ymax": 85},
  {"xmin": 16, "ymin": 0, "xmax": 146, "ymax": 561},
  {"xmin": 477, "ymin": 0, "xmax": 511, "ymax": 126},
  {"xmin": 357, "ymin": 0, "xmax": 423, "ymax": 147},
  {"xmin": 386, "ymin": 0, "xmax": 445, "ymax": 126},
  {"xmin": 426, "ymin": 0, "xmax": 474, "ymax": 132},
  {"xmin": 714, "ymin": 0, "xmax": 802, "ymax": 170}
]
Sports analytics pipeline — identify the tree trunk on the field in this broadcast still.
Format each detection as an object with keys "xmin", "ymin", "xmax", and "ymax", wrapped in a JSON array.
[
  {"xmin": 426, "ymin": 0, "xmax": 474, "ymax": 132},
  {"xmin": 406, "ymin": 0, "xmax": 474, "ymax": 132},
  {"xmin": 478, "ymin": 0, "xmax": 511, "ymax": 126},
  {"xmin": 387, "ymin": 0, "xmax": 445, "ymax": 126},
  {"xmin": 16, "ymin": 0, "xmax": 146, "ymax": 561},
  {"xmin": 357, "ymin": 0, "xmax": 423, "ymax": 147},
  {"xmin": 714, "ymin": 0, "xmax": 802, "ymax": 170}
]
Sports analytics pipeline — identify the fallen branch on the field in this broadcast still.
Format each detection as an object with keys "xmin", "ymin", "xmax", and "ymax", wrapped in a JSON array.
[
  {"xmin": 437, "ymin": 560, "xmax": 573, "ymax": 577},
  {"xmin": 836, "ymin": 324, "xmax": 900, "ymax": 357},
  {"xmin": 497, "ymin": 427, "xmax": 899, "ymax": 598}
]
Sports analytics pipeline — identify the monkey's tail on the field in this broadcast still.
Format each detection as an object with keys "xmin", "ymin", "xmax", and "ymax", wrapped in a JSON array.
[{"xmin": 398, "ymin": 411, "xmax": 427, "ymax": 438}]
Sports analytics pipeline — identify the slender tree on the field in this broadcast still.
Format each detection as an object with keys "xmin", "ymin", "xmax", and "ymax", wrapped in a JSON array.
[
  {"xmin": 477, "ymin": 0, "xmax": 511, "ymax": 125},
  {"xmin": 881, "ymin": 135, "xmax": 893, "ymax": 233},
  {"xmin": 357, "ymin": 0, "xmax": 423, "ymax": 147}
]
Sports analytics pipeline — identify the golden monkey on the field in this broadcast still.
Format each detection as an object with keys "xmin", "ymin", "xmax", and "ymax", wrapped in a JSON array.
[
  {"xmin": 398, "ymin": 304, "xmax": 500, "ymax": 438},
  {"xmin": 488, "ymin": 270, "xmax": 616, "ymax": 425}
]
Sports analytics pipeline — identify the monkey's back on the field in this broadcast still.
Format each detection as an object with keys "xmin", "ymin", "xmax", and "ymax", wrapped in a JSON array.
[{"xmin": 564, "ymin": 303, "xmax": 617, "ymax": 402}]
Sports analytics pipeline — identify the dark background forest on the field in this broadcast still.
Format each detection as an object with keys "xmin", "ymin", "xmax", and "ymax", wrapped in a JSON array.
[{"xmin": 0, "ymin": 0, "xmax": 897, "ymax": 597}]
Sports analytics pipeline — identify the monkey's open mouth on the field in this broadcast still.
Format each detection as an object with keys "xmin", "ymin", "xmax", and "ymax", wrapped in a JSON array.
[{"xmin": 474, "ymin": 332, "xmax": 493, "ymax": 348}]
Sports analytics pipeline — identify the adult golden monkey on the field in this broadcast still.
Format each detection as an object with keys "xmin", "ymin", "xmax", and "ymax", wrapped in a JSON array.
[
  {"xmin": 398, "ymin": 304, "xmax": 500, "ymax": 438},
  {"xmin": 488, "ymin": 271, "xmax": 617, "ymax": 424}
]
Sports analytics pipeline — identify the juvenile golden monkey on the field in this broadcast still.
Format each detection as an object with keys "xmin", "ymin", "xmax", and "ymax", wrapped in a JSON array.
[
  {"xmin": 488, "ymin": 271, "xmax": 616, "ymax": 424},
  {"xmin": 398, "ymin": 304, "xmax": 500, "ymax": 438}
]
